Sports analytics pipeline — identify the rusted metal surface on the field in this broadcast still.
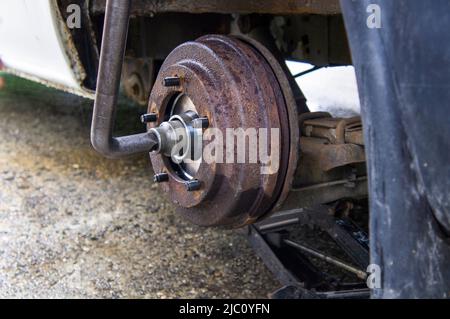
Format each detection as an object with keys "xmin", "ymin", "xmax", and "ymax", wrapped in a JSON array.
[
  {"xmin": 91, "ymin": 0, "xmax": 341, "ymax": 16},
  {"xmin": 300, "ymin": 137, "xmax": 365, "ymax": 172},
  {"xmin": 298, "ymin": 113, "xmax": 365, "ymax": 174},
  {"xmin": 51, "ymin": 0, "xmax": 88, "ymax": 89},
  {"xmin": 147, "ymin": 35, "xmax": 293, "ymax": 227},
  {"xmin": 302, "ymin": 115, "xmax": 364, "ymax": 146},
  {"xmin": 89, "ymin": 0, "xmax": 364, "ymax": 227},
  {"xmin": 345, "ymin": 129, "xmax": 364, "ymax": 146},
  {"xmin": 236, "ymin": 35, "xmax": 303, "ymax": 216},
  {"xmin": 280, "ymin": 176, "xmax": 368, "ymax": 213},
  {"xmin": 145, "ymin": 38, "xmax": 366, "ymax": 226},
  {"xmin": 277, "ymin": 112, "xmax": 367, "ymax": 210},
  {"xmin": 55, "ymin": 0, "xmax": 100, "ymax": 90}
]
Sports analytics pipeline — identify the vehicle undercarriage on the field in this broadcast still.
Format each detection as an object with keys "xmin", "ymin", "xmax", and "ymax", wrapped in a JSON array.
[{"xmin": 46, "ymin": 0, "xmax": 450, "ymax": 298}]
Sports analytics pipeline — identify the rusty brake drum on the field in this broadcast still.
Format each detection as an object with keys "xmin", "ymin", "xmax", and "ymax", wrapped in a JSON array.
[{"xmin": 147, "ymin": 35, "xmax": 299, "ymax": 227}]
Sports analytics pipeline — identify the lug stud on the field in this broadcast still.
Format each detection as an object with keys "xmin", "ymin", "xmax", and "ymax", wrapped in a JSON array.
[
  {"xmin": 163, "ymin": 76, "xmax": 181, "ymax": 87},
  {"xmin": 141, "ymin": 113, "xmax": 158, "ymax": 123},
  {"xmin": 185, "ymin": 179, "xmax": 201, "ymax": 191},
  {"xmin": 193, "ymin": 117, "xmax": 209, "ymax": 129},
  {"xmin": 153, "ymin": 173, "xmax": 169, "ymax": 183}
]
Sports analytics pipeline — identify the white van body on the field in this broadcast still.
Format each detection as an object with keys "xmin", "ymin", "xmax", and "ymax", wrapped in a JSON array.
[{"xmin": 0, "ymin": 0, "xmax": 92, "ymax": 97}]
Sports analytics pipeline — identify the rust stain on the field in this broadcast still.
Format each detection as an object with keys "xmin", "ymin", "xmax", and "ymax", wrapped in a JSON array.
[{"xmin": 146, "ymin": 35, "xmax": 292, "ymax": 227}]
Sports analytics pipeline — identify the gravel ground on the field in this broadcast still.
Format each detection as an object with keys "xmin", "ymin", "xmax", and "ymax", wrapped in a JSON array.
[{"xmin": 0, "ymin": 74, "xmax": 279, "ymax": 298}]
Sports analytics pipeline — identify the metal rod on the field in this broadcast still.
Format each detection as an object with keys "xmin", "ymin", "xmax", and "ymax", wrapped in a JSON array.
[
  {"xmin": 291, "ymin": 176, "xmax": 367, "ymax": 192},
  {"xmin": 293, "ymin": 66, "xmax": 322, "ymax": 78},
  {"xmin": 284, "ymin": 239, "xmax": 367, "ymax": 279},
  {"xmin": 91, "ymin": 0, "xmax": 158, "ymax": 158},
  {"xmin": 258, "ymin": 218, "xmax": 300, "ymax": 232}
]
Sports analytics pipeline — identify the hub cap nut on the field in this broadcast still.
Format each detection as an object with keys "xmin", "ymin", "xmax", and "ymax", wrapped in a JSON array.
[
  {"xmin": 185, "ymin": 179, "xmax": 201, "ymax": 191},
  {"xmin": 163, "ymin": 76, "xmax": 181, "ymax": 87},
  {"xmin": 141, "ymin": 113, "xmax": 158, "ymax": 123},
  {"xmin": 154, "ymin": 173, "xmax": 169, "ymax": 183}
]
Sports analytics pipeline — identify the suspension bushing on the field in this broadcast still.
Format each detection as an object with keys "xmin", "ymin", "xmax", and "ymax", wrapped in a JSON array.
[{"xmin": 146, "ymin": 35, "xmax": 299, "ymax": 227}]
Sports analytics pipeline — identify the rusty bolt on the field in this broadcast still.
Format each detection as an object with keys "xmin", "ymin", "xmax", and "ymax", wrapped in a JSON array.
[
  {"xmin": 193, "ymin": 117, "xmax": 209, "ymax": 129},
  {"xmin": 153, "ymin": 173, "xmax": 169, "ymax": 183},
  {"xmin": 141, "ymin": 113, "xmax": 158, "ymax": 123},
  {"xmin": 163, "ymin": 76, "xmax": 181, "ymax": 87},
  {"xmin": 185, "ymin": 179, "xmax": 201, "ymax": 191}
]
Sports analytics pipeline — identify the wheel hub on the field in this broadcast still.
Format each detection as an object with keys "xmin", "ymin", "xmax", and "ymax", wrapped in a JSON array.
[{"xmin": 146, "ymin": 35, "xmax": 297, "ymax": 227}]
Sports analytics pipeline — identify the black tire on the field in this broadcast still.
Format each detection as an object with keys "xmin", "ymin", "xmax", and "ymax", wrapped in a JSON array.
[{"xmin": 341, "ymin": 0, "xmax": 450, "ymax": 298}]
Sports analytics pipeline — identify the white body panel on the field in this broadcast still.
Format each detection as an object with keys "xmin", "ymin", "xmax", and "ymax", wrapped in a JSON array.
[{"xmin": 0, "ymin": 0, "xmax": 84, "ymax": 92}]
